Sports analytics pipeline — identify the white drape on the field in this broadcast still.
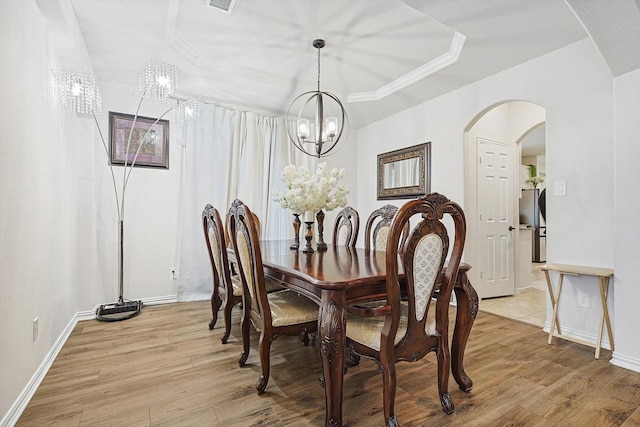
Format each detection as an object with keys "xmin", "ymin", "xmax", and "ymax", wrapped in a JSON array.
[{"xmin": 176, "ymin": 104, "xmax": 315, "ymax": 301}]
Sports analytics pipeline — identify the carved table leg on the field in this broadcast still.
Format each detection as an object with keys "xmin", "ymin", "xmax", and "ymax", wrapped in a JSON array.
[
  {"xmin": 451, "ymin": 266, "xmax": 478, "ymax": 392},
  {"xmin": 319, "ymin": 291, "xmax": 346, "ymax": 427}
]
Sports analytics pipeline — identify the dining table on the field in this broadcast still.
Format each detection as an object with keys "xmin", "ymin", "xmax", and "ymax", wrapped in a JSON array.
[{"xmin": 239, "ymin": 240, "xmax": 478, "ymax": 427}]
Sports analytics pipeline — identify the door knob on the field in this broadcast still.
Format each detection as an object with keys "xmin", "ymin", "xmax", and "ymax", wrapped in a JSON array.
[{"xmin": 508, "ymin": 226, "xmax": 515, "ymax": 231}]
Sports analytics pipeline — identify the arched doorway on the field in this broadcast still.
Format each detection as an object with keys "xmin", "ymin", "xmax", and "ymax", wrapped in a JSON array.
[{"xmin": 463, "ymin": 101, "xmax": 547, "ymax": 325}]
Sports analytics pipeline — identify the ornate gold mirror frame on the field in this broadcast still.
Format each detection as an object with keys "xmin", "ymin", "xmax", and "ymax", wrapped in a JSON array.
[{"xmin": 377, "ymin": 142, "xmax": 431, "ymax": 200}]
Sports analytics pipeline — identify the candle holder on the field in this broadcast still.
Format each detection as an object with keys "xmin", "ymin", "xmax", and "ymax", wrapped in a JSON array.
[
  {"xmin": 316, "ymin": 209, "xmax": 327, "ymax": 251},
  {"xmin": 302, "ymin": 220, "xmax": 315, "ymax": 253},
  {"xmin": 290, "ymin": 213, "xmax": 301, "ymax": 250}
]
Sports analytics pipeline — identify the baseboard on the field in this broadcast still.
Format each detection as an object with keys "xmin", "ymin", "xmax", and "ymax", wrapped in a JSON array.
[
  {"xmin": 0, "ymin": 313, "xmax": 78, "ymax": 427},
  {"xmin": 141, "ymin": 295, "xmax": 178, "ymax": 306},
  {"xmin": 611, "ymin": 352, "xmax": 640, "ymax": 373},
  {"xmin": 1, "ymin": 295, "xmax": 178, "ymax": 427}
]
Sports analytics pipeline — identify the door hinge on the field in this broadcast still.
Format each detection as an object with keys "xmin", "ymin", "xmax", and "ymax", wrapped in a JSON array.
[{"xmin": 480, "ymin": 272, "xmax": 483, "ymax": 280}]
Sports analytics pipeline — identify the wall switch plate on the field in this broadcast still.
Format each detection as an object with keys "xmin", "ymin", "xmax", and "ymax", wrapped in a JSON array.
[
  {"xmin": 554, "ymin": 180, "xmax": 567, "ymax": 196},
  {"xmin": 577, "ymin": 290, "xmax": 590, "ymax": 308},
  {"xmin": 33, "ymin": 317, "xmax": 39, "ymax": 341}
]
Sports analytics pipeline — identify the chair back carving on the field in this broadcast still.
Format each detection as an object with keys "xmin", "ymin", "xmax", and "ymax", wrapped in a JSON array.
[
  {"xmin": 332, "ymin": 206, "xmax": 359, "ymax": 247},
  {"xmin": 227, "ymin": 200, "xmax": 270, "ymax": 329},
  {"xmin": 226, "ymin": 211, "xmax": 261, "ymax": 247},
  {"xmin": 364, "ymin": 204, "xmax": 408, "ymax": 252}
]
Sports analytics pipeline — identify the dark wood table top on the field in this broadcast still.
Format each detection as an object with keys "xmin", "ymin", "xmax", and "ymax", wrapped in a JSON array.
[{"xmin": 259, "ymin": 240, "xmax": 395, "ymax": 291}]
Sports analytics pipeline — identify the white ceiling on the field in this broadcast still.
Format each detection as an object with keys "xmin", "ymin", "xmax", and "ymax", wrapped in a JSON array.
[{"xmin": 66, "ymin": 0, "xmax": 639, "ymax": 129}]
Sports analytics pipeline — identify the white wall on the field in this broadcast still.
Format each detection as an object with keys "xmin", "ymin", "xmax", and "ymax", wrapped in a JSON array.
[
  {"xmin": 0, "ymin": 0, "xmax": 94, "ymax": 418},
  {"xmin": 356, "ymin": 38, "xmax": 640, "ymax": 370},
  {"xmin": 612, "ymin": 68, "xmax": 640, "ymax": 371}
]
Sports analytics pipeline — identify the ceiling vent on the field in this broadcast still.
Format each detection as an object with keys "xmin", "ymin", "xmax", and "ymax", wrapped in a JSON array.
[{"xmin": 204, "ymin": 0, "xmax": 236, "ymax": 14}]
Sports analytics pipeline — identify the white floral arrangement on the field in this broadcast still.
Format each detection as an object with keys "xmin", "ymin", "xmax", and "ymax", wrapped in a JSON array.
[{"xmin": 272, "ymin": 162, "xmax": 349, "ymax": 214}]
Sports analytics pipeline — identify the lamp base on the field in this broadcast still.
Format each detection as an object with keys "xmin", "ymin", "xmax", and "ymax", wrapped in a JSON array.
[{"xmin": 96, "ymin": 300, "xmax": 143, "ymax": 322}]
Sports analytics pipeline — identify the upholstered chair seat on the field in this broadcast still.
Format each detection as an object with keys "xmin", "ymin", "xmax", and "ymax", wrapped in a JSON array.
[
  {"xmin": 232, "ymin": 274, "xmax": 282, "ymax": 295},
  {"xmin": 266, "ymin": 290, "xmax": 319, "ymax": 327},
  {"xmin": 347, "ymin": 303, "xmax": 436, "ymax": 351}
]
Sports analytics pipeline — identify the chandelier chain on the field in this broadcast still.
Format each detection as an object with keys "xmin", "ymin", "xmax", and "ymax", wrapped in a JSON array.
[{"xmin": 317, "ymin": 47, "xmax": 321, "ymax": 92}]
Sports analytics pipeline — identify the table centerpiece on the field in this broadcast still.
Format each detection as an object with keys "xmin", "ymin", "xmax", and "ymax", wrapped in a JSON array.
[{"xmin": 273, "ymin": 162, "xmax": 348, "ymax": 252}]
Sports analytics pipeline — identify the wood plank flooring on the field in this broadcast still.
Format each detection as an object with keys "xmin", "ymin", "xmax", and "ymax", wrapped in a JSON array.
[{"xmin": 16, "ymin": 300, "xmax": 640, "ymax": 426}]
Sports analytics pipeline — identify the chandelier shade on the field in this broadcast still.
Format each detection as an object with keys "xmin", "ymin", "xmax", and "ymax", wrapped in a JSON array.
[
  {"xmin": 174, "ymin": 98, "xmax": 201, "ymax": 125},
  {"xmin": 138, "ymin": 59, "xmax": 178, "ymax": 101},
  {"xmin": 51, "ymin": 69, "xmax": 102, "ymax": 114},
  {"xmin": 287, "ymin": 39, "xmax": 348, "ymax": 158}
]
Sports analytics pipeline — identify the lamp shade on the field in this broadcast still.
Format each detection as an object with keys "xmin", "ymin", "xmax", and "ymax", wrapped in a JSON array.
[{"xmin": 51, "ymin": 69, "xmax": 102, "ymax": 114}]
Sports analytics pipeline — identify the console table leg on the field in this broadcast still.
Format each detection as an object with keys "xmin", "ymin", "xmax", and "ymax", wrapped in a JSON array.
[{"xmin": 548, "ymin": 273, "xmax": 564, "ymax": 344}]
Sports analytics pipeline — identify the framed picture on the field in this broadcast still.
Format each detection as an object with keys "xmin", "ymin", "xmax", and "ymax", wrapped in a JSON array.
[
  {"xmin": 109, "ymin": 111, "xmax": 170, "ymax": 169},
  {"xmin": 377, "ymin": 142, "xmax": 431, "ymax": 200}
]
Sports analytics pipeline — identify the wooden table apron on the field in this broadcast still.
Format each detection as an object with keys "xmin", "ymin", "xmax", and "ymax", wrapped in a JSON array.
[{"xmin": 237, "ymin": 240, "xmax": 477, "ymax": 427}]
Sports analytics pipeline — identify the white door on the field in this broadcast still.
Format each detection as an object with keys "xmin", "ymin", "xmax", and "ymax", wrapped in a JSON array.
[{"xmin": 477, "ymin": 138, "xmax": 516, "ymax": 298}]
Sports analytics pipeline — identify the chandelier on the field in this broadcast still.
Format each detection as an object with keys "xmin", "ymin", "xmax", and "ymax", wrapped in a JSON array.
[{"xmin": 287, "ymin": 39, "xmax": 348, "ymax": 158}]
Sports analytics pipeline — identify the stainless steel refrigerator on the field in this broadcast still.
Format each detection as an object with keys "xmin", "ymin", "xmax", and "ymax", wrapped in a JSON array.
[{"xmin": 519, "ymin": 188, "xmax": 546, "ymax": 262}]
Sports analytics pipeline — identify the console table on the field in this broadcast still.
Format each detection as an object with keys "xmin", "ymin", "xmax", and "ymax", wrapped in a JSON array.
[{"xmin": 541, "ymin": 263, "xmax": 614, "ymax": 359}]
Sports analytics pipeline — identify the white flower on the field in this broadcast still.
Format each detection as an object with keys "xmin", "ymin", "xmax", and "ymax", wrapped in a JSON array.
[{"xmin": 272, "ymin": 162, "xmax": 349, "ymax": 213}]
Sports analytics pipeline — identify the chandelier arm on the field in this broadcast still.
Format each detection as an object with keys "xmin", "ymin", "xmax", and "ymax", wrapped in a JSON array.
[
  {"xmin": 120, "ymin": 95, "xmax": 145, "ymax": 219},
  {"xmin": 287, "ymin": 91, "xmax": 322, "ymax": 156},
  {"xmin": 315, "ymin": 93, "xmax": 324, "ymax": 157},
  {"xmin": 317, "ymin": 46, "xmax": 321, "ymax": 93},
  {"xmin": 323, "ymin": 91, "xmax": 348, "ymax": 150},
  {"xmin": 123, "ymin": 103, "xmax": 176, "ymax": 189},
  {"xmin": 312, "ymin": 92, "xmax": 348, "ymax": 157},
  {"xmin": 92, "ymin": 112, "xmax": 122, "ymax": 221}
]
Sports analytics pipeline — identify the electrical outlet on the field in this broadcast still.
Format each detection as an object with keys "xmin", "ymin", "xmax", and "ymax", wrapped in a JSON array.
[
  {"xmin": 577, "ymin": 290, "xmax": 590, "ymax": 308},
  {"xmin": 33, "ymin": 317, "xmax": 39, "ymax": 341}
]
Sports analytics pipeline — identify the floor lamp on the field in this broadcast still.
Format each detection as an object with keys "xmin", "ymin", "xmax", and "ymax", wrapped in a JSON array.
[{"xmin": 51, "ymin": 60, "xmax": 199, "ymax": 321}]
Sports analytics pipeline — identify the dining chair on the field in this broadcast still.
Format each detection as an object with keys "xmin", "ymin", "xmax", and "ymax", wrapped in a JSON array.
[
  {"xmin": 364, "ymin": 204, "xmax": 408, "ymax": 252},
  {"xmin": 202, "ymin": 204, "xmax": 242, "ymax": 344},
  {"xmin": 225, "ymin": 209, "xmax": 282, "ymax": 292},
  {"xmin": 332, "ymin": 206, "xmax": 359, "ymax": 247},
  {"xmin": 227, "ymin": 199, "xmax": 319, "ymax": 394},
  {"xmin": 345, "ymin": 193, "xmax": 467, "ymax": 425}
]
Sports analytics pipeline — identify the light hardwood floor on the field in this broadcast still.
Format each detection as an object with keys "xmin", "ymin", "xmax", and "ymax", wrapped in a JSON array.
[{"xmin": 17, "ymin": 300, "xmax": 640, "ymax": 426}]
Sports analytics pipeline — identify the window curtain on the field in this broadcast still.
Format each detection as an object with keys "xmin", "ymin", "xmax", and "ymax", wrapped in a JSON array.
[{"xmin": 175, "ymin": 104, "xmax": 314, "ymax": 301}]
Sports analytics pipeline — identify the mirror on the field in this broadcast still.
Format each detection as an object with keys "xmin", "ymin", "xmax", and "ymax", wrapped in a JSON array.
[{"xmin": 377, "ymin": 142, "xmax": 431, "ymax": 200}]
